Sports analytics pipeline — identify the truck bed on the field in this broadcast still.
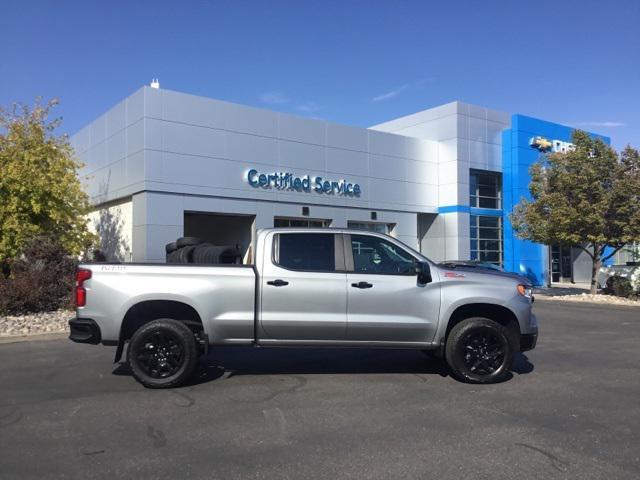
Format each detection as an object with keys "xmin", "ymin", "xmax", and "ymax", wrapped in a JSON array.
[{"xmin": 80, "ymin": 263, "xmax": 257, "ymax": 344}]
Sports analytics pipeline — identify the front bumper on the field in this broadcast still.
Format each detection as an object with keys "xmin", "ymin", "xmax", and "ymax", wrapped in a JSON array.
[
  {"xmin": 520, "ymin": 332, "xmax": 538, "ymax": 352},
  {"xmin": 519, "ymin": 311, "xmax": 538, "ymax": 351},
  {"xmin": 69, "ymin": 318, "xmax": 101, "ymax": 344}
]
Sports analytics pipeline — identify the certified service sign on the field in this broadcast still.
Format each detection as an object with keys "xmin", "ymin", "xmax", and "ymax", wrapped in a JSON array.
[{"xmin": 246, "ymin": 169, "xmax": 361, "ymax": 196}]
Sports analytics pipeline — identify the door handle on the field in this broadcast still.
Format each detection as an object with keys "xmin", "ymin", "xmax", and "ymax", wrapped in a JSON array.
[
  {"xmin": 267, "ymin": 279, "xmax": 289, "ymax": 287},
  {"xmin": 351, "ymin": 281, "xmax": 373, "ymax": 289}
]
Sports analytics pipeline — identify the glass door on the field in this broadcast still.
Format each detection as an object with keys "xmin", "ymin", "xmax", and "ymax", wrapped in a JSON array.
[{"xmin": 550, "ymin": 244, "xmax": 573, "ymax": 283}]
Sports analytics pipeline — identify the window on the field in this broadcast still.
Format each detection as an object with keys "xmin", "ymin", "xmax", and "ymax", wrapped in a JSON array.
[
  {"xmin": 274, "ymin": 218, "xmax": 330, "ymax": 228},
  {"xmin": 276, "ymin": 233, "xmax": 335, "ymax": 271},
  {"xmin": 470, "ymin": 170, "xmax": 502, "ymax": 209},
  {"xmin": 470, "ymin": 215, "xmax": 503, "ymax": 265},
  {"xmin": 347, "ymin": 222, "xmax": 391, "ymax": 234},
  {"xmin": 351, "ymin": 235, "xmax": 415, "ymax": 275}
]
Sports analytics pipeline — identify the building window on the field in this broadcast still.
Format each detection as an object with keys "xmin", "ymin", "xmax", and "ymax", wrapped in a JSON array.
[
  {"xmin": 347, "ymin": 221, "xmax": 392, "ymax": 234},
  {"xmin": 470, "ymin": 170, "xmax": 502, "ymax": 209},
  {"xmin": 470, "ymin": 215, "xmax": 503, "ymax": 266},
  {"xmin": 274, "ymin": 217, "xmax": 330, "ymax": 228}
]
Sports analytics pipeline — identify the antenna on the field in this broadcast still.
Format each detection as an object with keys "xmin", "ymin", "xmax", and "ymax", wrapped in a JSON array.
[{"xmin": 150, "ymin": 78, "xmax": 160, "ymax": 89}]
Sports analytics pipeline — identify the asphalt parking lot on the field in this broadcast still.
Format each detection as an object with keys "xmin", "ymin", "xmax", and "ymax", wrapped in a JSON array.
[{"xmin": 1, "ymin": 300, "xmax": 639, "ymax": 480}]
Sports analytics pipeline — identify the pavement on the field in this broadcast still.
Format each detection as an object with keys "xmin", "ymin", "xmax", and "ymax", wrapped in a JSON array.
[{"xmin": 1, "ymin": 300, "xmax": 639, "ymax": 480}]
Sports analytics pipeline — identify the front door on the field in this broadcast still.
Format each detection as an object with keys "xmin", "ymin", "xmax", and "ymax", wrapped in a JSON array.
[
  {"xmin": 345, "ymin": 234, "xmax": 440, "ymax": 344},
  {"xmin": 259, "ymin": 232, "xmax": 347, "ymax": 341}
]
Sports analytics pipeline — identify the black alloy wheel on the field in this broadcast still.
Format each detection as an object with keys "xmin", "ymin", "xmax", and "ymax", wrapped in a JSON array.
[
  {"xmin": 136, "ymin": 329, "xmax": 185, "ymax": 379},
  {"xmin": 128, "ymin": 318, "xmax": 199, "ymax": 388},
  {"xmin": 445, "ymin": 317, "xmax": 513, "ymax": 384},
  {"xmin": 458, "ymin": 328, "xmax": 505, "ymax": 376}
]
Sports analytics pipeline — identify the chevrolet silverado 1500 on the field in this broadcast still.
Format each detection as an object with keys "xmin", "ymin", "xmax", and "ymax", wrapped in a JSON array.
[{"xmin": 70, "ymin": 228, "xmax": 537, "ymax": 388}]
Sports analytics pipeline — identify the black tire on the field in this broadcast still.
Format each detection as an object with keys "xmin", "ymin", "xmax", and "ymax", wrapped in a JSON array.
[
  {"xmin": 193, "ymin": 245, "xmax": 225, "ymax": 264},
  {"xmin": 127, "ymin": 319, "xmax": 199, "ymax": 388},
  {"xmin": 445, "ymin": 317, "xmax": 513, "ymax": 384},
  {"xmin": 176, "ymin": 245, "xmax": 197, "ymax": 264},
  {"xmin": 165, "ymin": 242, "xmax": 178, "ymax": 254},
  {"xmin": 166, "ymin": 249, "xmax": 181, "ymax": 263},
  {"xmin": 191, "ymin": 243, "xmax": 214, "ymax": 264},
  {"xmin": 176, "ymin": 237, "xmax": 203, "ymax": 248}
]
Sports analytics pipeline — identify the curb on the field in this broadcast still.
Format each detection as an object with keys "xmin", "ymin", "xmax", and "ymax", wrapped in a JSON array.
[
  {"xmin": 0, "ymin": 331, "xmax": 69, "ymax": 344},
  {"xmin": 534, "ymin": 296, "xmax": 640, "ymax": 308}
]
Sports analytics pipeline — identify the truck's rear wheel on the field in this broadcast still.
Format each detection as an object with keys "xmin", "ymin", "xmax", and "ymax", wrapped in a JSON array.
[
  {"xmin": 445, "ymin": 317, "xmax": 513, "ymax": 384},
  {"xmin": 127, "ymin": 318, "xmax": 199, "ymax": 388}
]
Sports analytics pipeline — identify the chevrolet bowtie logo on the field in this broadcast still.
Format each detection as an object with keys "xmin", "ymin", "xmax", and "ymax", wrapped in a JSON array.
[{"xmin": 530, "ymin": 136, "xmax": 553, "ymax": 151}]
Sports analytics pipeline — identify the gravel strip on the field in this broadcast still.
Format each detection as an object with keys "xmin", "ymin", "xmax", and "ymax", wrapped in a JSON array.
[
  {"xmin": 0, "ymin": 310, "xmax": 72, "ymax": 337},
  {"xmin": 537, "ymin": 293, "xmax": 640, "ymax": 306}
]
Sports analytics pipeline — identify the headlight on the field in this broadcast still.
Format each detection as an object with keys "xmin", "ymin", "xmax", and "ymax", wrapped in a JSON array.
[{"xmin": 517, "ymin": 284, "xmax": 533, "ymax": 298}]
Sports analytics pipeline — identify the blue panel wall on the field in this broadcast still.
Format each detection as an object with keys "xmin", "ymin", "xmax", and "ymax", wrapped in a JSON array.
[{"xmin": 502, "ymin": 115, "xmax": 610, "ymax": 286}]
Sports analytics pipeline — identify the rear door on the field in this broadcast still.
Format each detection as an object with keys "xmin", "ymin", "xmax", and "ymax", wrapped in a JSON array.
[
  {"xmin": 345, "ymin": 233, "xmax": 440, "ymax": 343},
  {"xmin": 259, "ymin": 232, "xmax": 347, "ymax": 341}
]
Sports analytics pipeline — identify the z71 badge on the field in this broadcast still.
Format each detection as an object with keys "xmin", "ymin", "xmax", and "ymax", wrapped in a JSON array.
[{"xmin": 444, "ymin": 271, "xmax": 466, "ymax": 278}]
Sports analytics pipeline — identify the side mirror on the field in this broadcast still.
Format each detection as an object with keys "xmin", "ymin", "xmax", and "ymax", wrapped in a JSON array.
[{"xmin": 414, "ymin": 261, "xmax": 432, "ymax": 285}]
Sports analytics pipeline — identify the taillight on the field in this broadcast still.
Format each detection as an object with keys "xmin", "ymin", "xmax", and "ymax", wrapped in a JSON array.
[{"xmin": 76, "ymin": 268, "xmax": 92, "ymax": 307}]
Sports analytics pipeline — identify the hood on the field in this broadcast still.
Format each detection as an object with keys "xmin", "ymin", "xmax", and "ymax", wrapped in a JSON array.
[{"xmin": 436, "ymin": 264, "xmax": 532, "ymax": 286}]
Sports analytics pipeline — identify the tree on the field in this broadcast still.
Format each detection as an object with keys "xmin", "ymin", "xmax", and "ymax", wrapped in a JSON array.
[
  {"xmin": 510, "ymin": 130, "xmax": 640, "ymax": 294},
  {"xmin": 0, "ymin": 99, "xmax": 95, "ymax": 267}
]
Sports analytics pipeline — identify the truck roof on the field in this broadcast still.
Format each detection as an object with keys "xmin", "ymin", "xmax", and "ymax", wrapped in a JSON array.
[{"xmin": 256, "ymin": 227, "xmax": 386, "ymax": 235}]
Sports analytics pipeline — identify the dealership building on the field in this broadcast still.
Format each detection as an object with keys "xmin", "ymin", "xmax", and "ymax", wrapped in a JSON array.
[{"xmin": 72, "ymin": 85, "xmax": 611, "ymax": 286}]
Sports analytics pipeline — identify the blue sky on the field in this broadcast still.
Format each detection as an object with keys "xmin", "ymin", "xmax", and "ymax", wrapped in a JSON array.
[{"xmin": 1, "ymin": 0, "xmax": 638, "ymax": 149}]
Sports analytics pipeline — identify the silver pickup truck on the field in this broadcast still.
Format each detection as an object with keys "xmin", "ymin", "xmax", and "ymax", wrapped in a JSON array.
[{"xmin": 70, "ymin": 228, "xmax": 537, "ymax": 388}]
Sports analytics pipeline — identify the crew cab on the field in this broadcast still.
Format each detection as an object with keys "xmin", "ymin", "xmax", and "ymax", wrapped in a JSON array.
[{"xmin": 70, "ymin": 228, "xmax": 537, "ymax": 388}]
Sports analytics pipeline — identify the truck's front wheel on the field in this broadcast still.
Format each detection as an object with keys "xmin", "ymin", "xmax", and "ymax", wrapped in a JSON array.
[
  {"xmin": 445, "ymin": 317, "xmax": 513, "ymax": 384},
  {"xmin": 127, "ymin": 319, "xmax": 199, "ymax": 388}
]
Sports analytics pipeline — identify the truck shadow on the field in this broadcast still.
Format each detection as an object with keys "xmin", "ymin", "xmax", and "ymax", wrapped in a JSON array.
[
  {"xmin": 113, "ymin": 348, "xmax": 534, "ymax": 386},
  {"xmin": 202, "ymin": 349, "xmax": 534, "ymax": 383},
  {"xmin": 196, "ymin": 348, "xmax": 452, "ymax": 382}
]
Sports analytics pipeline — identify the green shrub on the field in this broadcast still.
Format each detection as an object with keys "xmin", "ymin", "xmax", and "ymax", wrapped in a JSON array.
[
  {"xmin": 0, "ymin": 237, "xmax": 77, "ymax": 315},
  {"xmin": 605, "ymin": 275, "xmax": 634, "ymax": 298}
]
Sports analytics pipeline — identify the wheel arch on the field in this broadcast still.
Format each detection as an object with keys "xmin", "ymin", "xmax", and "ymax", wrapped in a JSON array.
[
  {"xmin": 114, "ymin": 299, "xmax": 205, "ymax": 363},
  {"xmin": 445, "ymin": 303, "xmax": 521, "ymax": 349}
]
